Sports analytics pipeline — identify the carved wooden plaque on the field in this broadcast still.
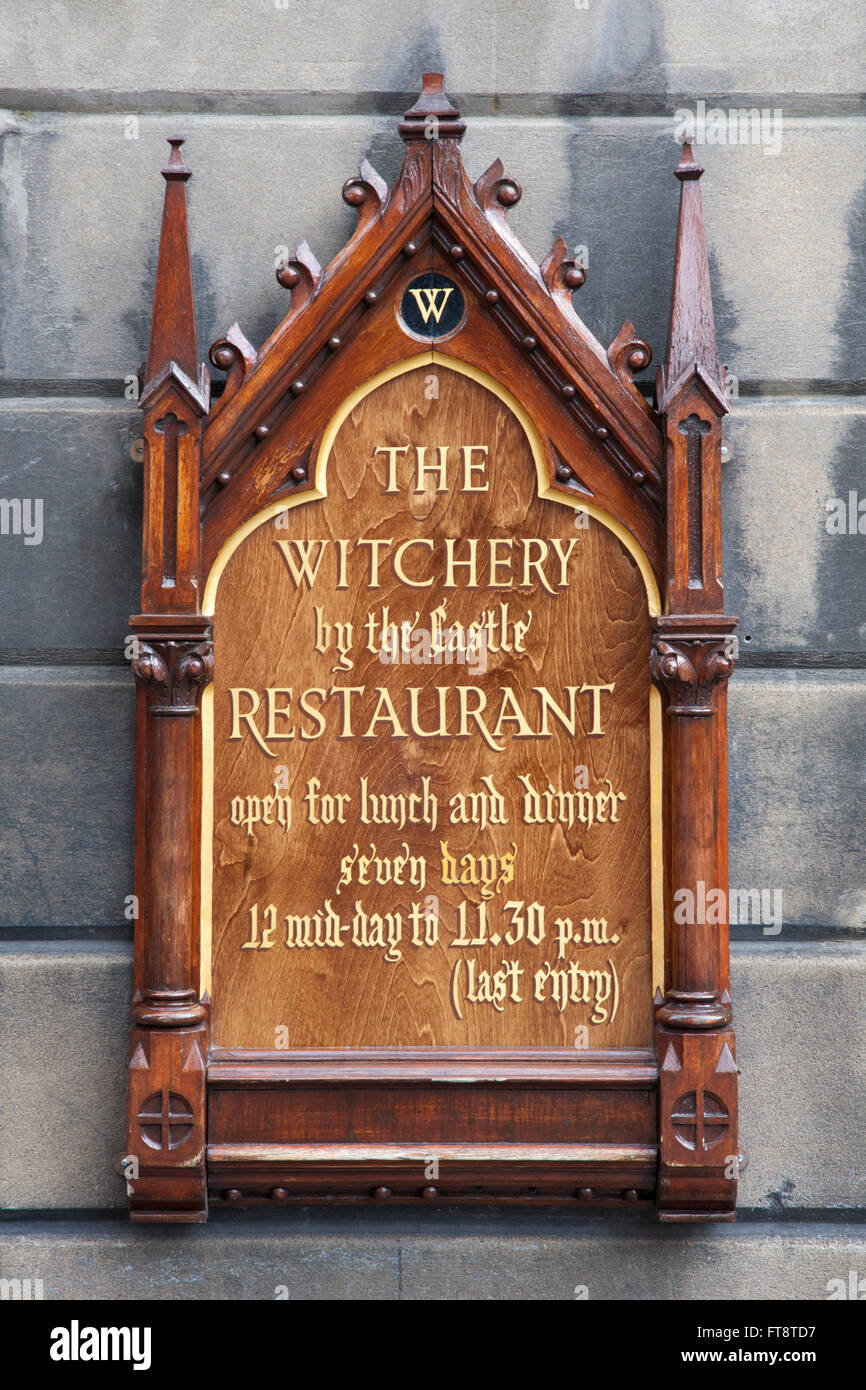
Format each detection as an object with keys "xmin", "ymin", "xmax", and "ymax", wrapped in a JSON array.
[
  {"xmin": 129, "ymin": 75, "xmax": 739, "ymax": 1222},
  {"xmin": 205, "ymin": 361, "xmax": 658, "ymax": 1051}
]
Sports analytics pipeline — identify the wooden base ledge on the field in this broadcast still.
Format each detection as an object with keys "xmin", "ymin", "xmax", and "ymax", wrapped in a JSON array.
[
  {"xmin": 207, "ymin": 1142, "xmax": 658, "ymax": 1205},
  {"xmin": 207, "ymin": 1047, "xmax": 658, "ymax": 1088}
]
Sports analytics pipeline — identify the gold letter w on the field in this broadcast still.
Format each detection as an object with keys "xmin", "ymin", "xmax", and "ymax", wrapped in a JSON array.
[{"xmin": 408, "ymin": 286, "xmax": 453, "ymax": 324}]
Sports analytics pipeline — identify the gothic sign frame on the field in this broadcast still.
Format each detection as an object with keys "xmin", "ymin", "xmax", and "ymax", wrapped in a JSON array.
[{"xmin": 128, "ymin": 75, "xmax": 738, "ymax": 1221}]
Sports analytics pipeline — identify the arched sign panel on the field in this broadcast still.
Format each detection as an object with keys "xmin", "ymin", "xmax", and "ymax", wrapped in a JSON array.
[
  {"xmin": 128, "ymin": 76, "xmax": 738, "ymax": 1221},
  {"xmin": 203, "ymin": 360, "xmax": 661, "ymax": 1051}
]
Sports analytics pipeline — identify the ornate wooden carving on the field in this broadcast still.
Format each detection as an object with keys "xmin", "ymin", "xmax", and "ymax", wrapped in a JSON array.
[
  {"xmin": 126, "ymin": 1025, "xmax": 207, "ymax": 1220},
  {"xmin": 650, "ymin": 629, "xmax": 734, "ymax": 717},
  {"xmin": 649, "ymin": 142, "xmax": 738, "ymax": 1216},
  {"xmin": 208, "ymin": 325, "xmax": 257, "ymax": 421},
  {"xmin": 132, "ymin": 634, "xmax": 214, "ymax": 714},
  {"xmin": 128, "ymin": 77, "xmax": 738, "ymax": 1220}
]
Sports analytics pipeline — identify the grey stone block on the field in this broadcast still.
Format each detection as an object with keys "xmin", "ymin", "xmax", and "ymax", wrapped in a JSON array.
[
  {"xmin": 0, "ymin": 2, "xmax": 862, "ymax": 106},
  {"xmin": 1, "ymin": 942, "xmax": 863, "ymax": 1212},
  {"xmin": 0, "ymin": 400, "xmax": 141, "ymax": 652},
  {"xmin": 1, "ymin": 114, "xmax": 863, "ymax": 386},
  {"xmin": 1, "ymin": 1214, "xmax": 864, "ymax": 1300},
  {"xmin": 729, "ymin": 672, "xmax": 866, "ymax": 930},
  {"xmin": 396, "ymin": 1222, "xmax": 866, "ymax": 1301},
  {"xmin": 735, "ymin": 943, "xmax": 866, "ymax": 1210},
  {"xmin": 0, "ymin": 667, "xmax": 134, "ymax": 926},
  {"xmin": 0, "ymin": 943, "xmax": 131, "ymax": 1210},
  {"xmin": 724, "ymin": 398, "xmax": 866, "ymax": 654}
]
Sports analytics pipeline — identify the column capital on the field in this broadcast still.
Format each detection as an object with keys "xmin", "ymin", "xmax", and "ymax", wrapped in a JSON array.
[
  {"xmin": 650, "ymin": 617, "xmax": 737, "ymax": 716},
  {"xmin": 131, "ymin": 619, "xmax": 213, "ymax": 715}
]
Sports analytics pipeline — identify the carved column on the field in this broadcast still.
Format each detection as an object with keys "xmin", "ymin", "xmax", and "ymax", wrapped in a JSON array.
[
  {"xmin": 651, "ymin": 617, "xmax": 739, "ymax": 1220},
  {"xmin": 651, "ymin": 619, "xmax": 735, "ymax": 1030},
  {"xmin": 126, "ymin": 137, "xmax": 211, "ymax": 1221},
  {"xmin": 652, "ymin": 141, "xmax": 739, "ymax": 1219},
  {"xmin": 131, "ymin": 621, "xmax": 212, "ymax": 1029},
  {"xmin": 126, "ymin": 623, "xmax": 212, "ymax": 1224}
]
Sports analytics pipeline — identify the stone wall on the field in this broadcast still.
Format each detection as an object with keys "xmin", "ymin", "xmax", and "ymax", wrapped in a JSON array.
[{"xmin": 1, "ymin": 1, "xmax": 863, "ymax": 1299}]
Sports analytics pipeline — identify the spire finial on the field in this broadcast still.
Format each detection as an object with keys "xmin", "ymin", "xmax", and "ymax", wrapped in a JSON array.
[
  {"xmin": 162, "ymin": 135, "xmax": 192, "ymax": 182},
  {"xmin": 661, "ymin": 139, "xmax": 726, "ymax": 412},
  {"xmin": 399, "ymin": 72, "xmax": 465, "ymax": 143},
  {"xmin": 674, "ymin": 140, "xmax": 703, "ymax": 182},
  {"xmin": 144, "ymin": 135, "xmax": 199, "ymax": 390}
]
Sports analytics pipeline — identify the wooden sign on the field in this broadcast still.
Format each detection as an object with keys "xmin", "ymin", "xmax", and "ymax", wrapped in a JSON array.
[
  {"xmin": 205, "ymin": 362, "xmax": 658, "ymax": 1052},
  {"xmin": 128, "ymin": 75, "xmax": 739, "ymax": 1221}
]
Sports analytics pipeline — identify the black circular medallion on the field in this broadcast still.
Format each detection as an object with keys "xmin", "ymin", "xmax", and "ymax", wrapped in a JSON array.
[{"xmin": 400, "ymin": 272, "xmax": 465, "ymax": 339}]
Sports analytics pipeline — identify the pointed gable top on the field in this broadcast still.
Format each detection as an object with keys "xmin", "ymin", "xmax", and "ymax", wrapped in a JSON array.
[{"xmin": 198, "ymin": 72, "xmax": 667, "ymax": 572}]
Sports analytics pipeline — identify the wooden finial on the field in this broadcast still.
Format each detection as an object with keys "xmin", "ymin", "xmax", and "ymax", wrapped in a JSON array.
[
  {"xmin": 674, "ymin": 141, "xmax": 703, "ymax": 182},
  {"xmin": 399, "ymin": 72, "xmax": 465, "ymax": 142},
  {"xmin": 144, "ymin": 135, "xmax": 199, "ymax": 391},
  {"xmin": 661, "ymin": 140, "xmax": 727, "ymax": 413}
]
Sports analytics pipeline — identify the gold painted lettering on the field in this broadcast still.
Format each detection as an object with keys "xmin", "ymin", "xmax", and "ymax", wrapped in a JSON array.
[
  {"xmin": 374, "ymin": 444, "xmax": 409, "ymax": 493},
  {"xmin": 228, "ymin": 688, "xmax": 274, "ymax": 758},
  {"xmin": 444, "ymin": 537, "xmax": 479, "ymax": 588},
  {"xmin": 461, "ymin": 444, "xmax": 489, "ymax": 491},
  {"xmin": 273, "ymin": 538, "xmax": 328, "ymax": 589},
  {"xmin": 393, "ymin": 538, "xmax": 435, "ymax": 587}
]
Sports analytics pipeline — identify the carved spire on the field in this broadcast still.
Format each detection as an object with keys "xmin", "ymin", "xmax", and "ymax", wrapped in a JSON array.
[
  {"xmin": 144, "ymin": 137, "xmax": 201, "ymax": 397},
  {"xmin": 659, "ymin": 142, "xmax": 727, "ymax": 415},
  {"xmin": 138, "ymin": 136, "xmax": 206, "ymax": 611},
  {"xmin": 399, "ymin": 72, "xmax": 465, "ymax": 143}
]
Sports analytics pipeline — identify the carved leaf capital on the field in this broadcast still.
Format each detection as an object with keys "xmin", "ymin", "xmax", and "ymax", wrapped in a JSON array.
[
  {"xmin": 650, "ymin": 634, "xmax": 734, "ymax": 715},
  {"xmin": 132, "ymin": 637, "xmax": 214, "ymax": 713}
]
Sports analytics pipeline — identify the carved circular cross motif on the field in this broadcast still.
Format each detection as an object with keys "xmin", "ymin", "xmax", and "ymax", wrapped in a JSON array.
[
  {"xmin": 671, "ymin": 1089, "xmax": 729, "ymax": 1151},
  {"xmin": 400, "ymin": 272, "xmax": 465, "ymax": 340},
  {"xmin": 137, "ymin": 1090, "xmax": 194, "ymax": 1150}
]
